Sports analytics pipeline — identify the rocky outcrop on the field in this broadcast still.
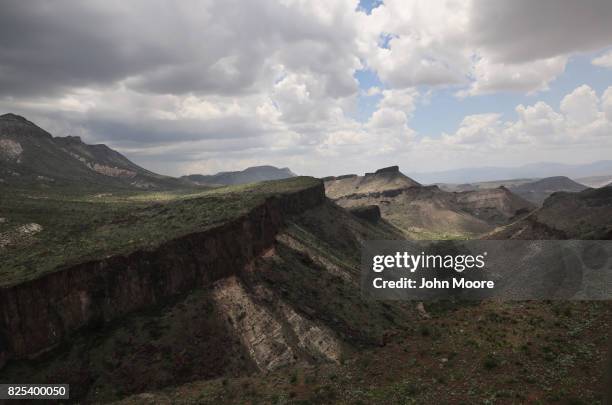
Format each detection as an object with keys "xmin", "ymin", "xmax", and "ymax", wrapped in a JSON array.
[
  {"xmin": 0, "ymin": 139, "xmax": 23, "ymax": 162},
  {"xmin": 0, "ymin": 223, "xmax": 43, "ymax": 249},
  {"xmin": 0, "ymin": 181, "xmax": 325, "ymax": 369},
  {"xmin": 349, "ymin": 205, "xmax": 381, "ymax": 223},
  {"xmin": 324, "ymin": 166, "xmax": 421, "ymax": 200},
  {"xmin": 212, "ymin": 277, "xmax": 341, "ymax": 371},
  {"xmin": 454, "ymin": 186, "xmax": 535, "ymax": 224},
  {"xmin": 374, "ymin": 165, "xmax": 399, "ymax": 175}
]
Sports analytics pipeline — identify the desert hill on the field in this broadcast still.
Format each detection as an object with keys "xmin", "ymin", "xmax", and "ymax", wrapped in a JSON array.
[
  {"xmin": 0, "ymin": 113, "xmax": 185, "ymax": 190},
  {"xmin": 325, "ymin": 167, "xmax": 534, "ymax": 238},
  {"xmin": 506, "ymin": 176, "xmax": 588, "ymax": 205},
  {"xmin": 486, "ymin": 186, "xmax": 612, "ymax": 239},
  {"xmin": 324, "ymin": 166, "xmax": 421, "ymax": 199},
  {"xmin": 182, "ymin": 165, "xmax": 296, "ymax": 186}
]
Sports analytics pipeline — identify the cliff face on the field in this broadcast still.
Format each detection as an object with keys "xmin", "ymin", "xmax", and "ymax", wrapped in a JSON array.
[{"xmin": 0, "ymin": 181, "xmax": 325, "ymax": 369}]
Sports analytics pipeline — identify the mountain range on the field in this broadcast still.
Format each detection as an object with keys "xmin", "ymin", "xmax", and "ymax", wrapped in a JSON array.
[
  {"xmin": 0, "ymin": 113, "xmax": 297, "ymax": 190},
  {"xmin": 439, "ymin": 176, "xmax": 589, "ymax": 205},
  {"xmin": 0, "ymin": 113, "xmax": 183, "ymax": 190},
  {"xmin": 182, "ymin": 166, "xmax": 296, "ymax": 186},
  {"xmin": 412, "ymin": 160, "xmax": 612, "ymax": 184}
]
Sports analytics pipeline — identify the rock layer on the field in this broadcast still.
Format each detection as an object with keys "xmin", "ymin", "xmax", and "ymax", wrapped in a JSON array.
[{"xmin": 0, "ymin": 181, "xmax": 325, "ymax": 369}]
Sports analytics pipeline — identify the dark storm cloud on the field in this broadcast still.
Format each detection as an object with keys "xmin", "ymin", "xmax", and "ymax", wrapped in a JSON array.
[
  {"xmin": 0, "ymin": 1, "xmax": 176, "ymax": 97},
  {"xmin": 83, "ymin": 116, "xmax": 269, "ymax": 146},
  {"xmin": 471, "ymin": 0, "xmax": 612, "ymax": 63},
  {"xmin": 0, "ymin": 1, "xmax": 265, "ymax": 97},
  {"xmin": 0, "ymin": 0, "xmax": 360, "ymax": 99}
]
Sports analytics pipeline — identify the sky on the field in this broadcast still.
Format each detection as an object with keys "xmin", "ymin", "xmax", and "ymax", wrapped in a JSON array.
[{"xmin": 1, "ymin": 0, "xmax": 611, "ymax": 177}]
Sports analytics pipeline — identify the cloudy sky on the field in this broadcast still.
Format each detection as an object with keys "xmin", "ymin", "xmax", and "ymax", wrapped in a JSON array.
[{"xmin": 1, "ymin": 0, "xmax": 611, "ymax": 177}]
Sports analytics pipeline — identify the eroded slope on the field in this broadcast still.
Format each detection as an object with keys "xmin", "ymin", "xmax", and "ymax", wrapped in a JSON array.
[{"xmin": 0, "ymin": 199, "xmax": 415, "ymax": 403}]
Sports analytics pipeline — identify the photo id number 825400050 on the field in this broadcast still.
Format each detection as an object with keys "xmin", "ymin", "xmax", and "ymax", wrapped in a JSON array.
[{"xmin": 0, "ymin": 384, "xmax": 69, "ymax": 400}]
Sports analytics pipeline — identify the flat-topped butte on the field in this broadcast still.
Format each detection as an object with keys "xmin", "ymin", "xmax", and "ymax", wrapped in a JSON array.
[{"xmin": 0, "ymin": 176, "xmax": 321, "ymax": 287}]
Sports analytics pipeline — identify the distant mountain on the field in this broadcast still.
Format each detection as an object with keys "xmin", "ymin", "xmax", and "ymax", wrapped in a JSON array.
[
  {"xmin": 438, "ymin": 176, "xmax": 591, "ymax": 205},
  {"xmin": 324, "ymin": 166, "xmax": 534, "ymax": 238},
  {"xmin": 412, "ymin": 161, "xmax": 612, "ymax": 184},
  {"xmin": 575, "ymin": 175, "xmax": 612, "ymax": 188},
  {"xmin": 0, "ymin": 113, "xmax": 184, "ymax": 190},
  {"xmin": 182, "ymin": 165, "xmax": 296, "ymax": 186},
  {"xmin": 437, "ymin": 178, "xmax": 537, "ymax": 192},
  {"xmin": 507, "ymin": 176, "xmax": 588, "ymax": 205},
  {"xmin": 486, "ymin": 186, "xmax": 612, "ymax": 239}
]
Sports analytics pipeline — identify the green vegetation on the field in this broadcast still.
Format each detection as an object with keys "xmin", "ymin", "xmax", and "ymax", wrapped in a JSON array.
[
  {"xmin": 110, "ymin": 301, "xmax": 610, "ymax": 405},
  {"xmin": 2, "ymin": 185, "xmax": 610, "ymax": 404},
  {"xmin": 0, "ymin": 176, "xmax": 320, "ymax": 286}
]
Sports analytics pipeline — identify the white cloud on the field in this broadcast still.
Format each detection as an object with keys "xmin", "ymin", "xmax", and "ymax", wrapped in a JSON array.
[
  {"xmin": 362, "ymin": 0, "xmax": 472, "ymax": 88},
  {"xmin": 442, "ymin": 114, "xmax": 502, "ymax": 145},
  {"xmin": 431, "ymin": 85, "xmax": 612, "ymax": 152},
  {"xmin": 603, "ymin": 87, "xmax": 612, "ymax": 121},
  {"xmin": 377, "ymin": 88, "xmax": 418, "ymax": 114},
  {"xmin": 367, "ymin": 89, "xmax": 417, "ymax": 146},
  {"xmin": 592, "ymin": 50, "xmax": 612, "ymax": 68},
  {"xmin": 360, "ymin": 0, "xmax": 611, "ymax": 95},
  {"xmin": 560, "ymin": 85, "xmax": 600, "ymax": 127},
  {"xmin": 458, "ymin": 56, "xmax": 567, "ymax": 97},
  {"xmin": 365, "ymin": 86, "xmax": 381, "ymax": 96},
  {"xmin": 514, "ymin": 101, "xmax": 564, "ymax": 139}
]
